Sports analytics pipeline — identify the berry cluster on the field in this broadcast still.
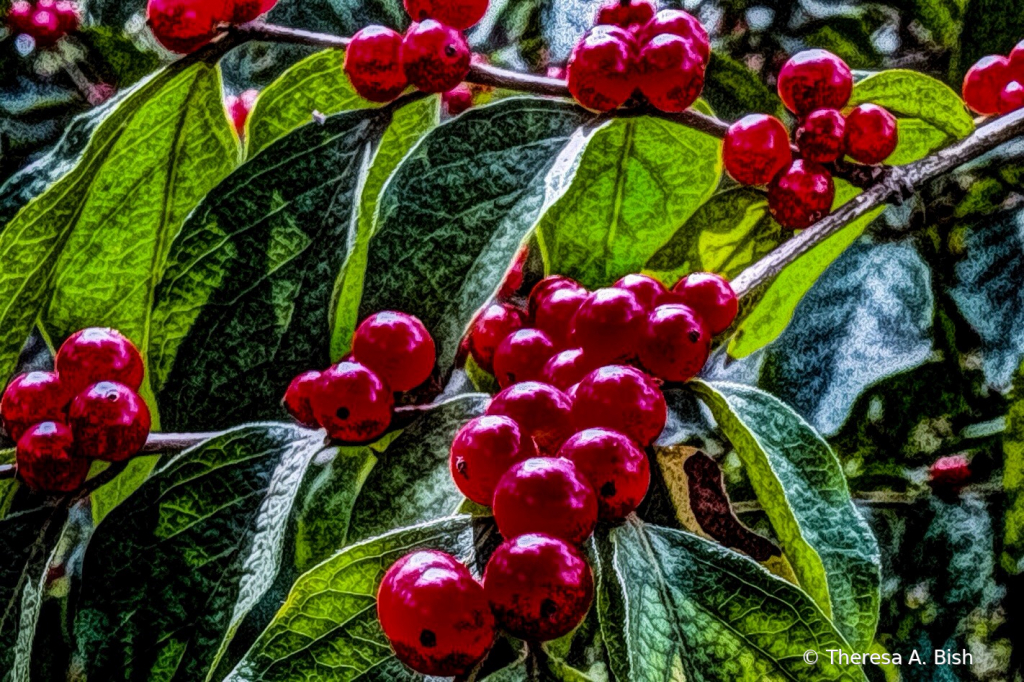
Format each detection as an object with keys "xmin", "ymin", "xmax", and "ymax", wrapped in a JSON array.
[
  {"xmin": 225, "ymin": 88, "xmax": 259, "ymax": 136},
  {"xmin": 1, "ymin": 328, "xmax": 151, "ymax": 493},
  {"xmin": 5, "ymin": 0, "xmax": 80, "ymax": 49},
  {"xmin": 723, "ymin": 49, "xmax": 898, "ymax": 230},
  {"xmin": 962, "ymin": 42, "xmax": 1024, "ymax": 115},
  {"xmin": 145, "ymin": 0, "xmax": 278, "ymax": 54},
  {"xmin": 283, "ymin": 311, "xmax": 436, "ymax": 443},
  {"xmin": 566, "ymin": 0, "xmax": 709, "ymax": 113}
]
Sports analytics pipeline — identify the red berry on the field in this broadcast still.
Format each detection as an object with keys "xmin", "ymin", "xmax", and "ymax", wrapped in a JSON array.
[
  {"xmin": 843, "ymin": 103, "xmax": 898, "ymax": 165},
  {"xmin": 69, "ymin": 382, "xmax": 151, "ymax": 462},
  {"xmin": 54, "ymin": 1, "xmax": 80, "ymax": 32},
  {"xmin": 566, "ymin": 26, "xmax": 636, "ymax": 112},
  {"xmin": 670, "ymin": 272, "xmax": 738, "ymax": 334},
  {"xmin": 401, "ymin": 20, "xmax": 471, "ymax": 94},
  {"xmin": 352, "ymin": 311, "xmax": 436, "ymax": 392},
  {"xmin": 723, "ymin": 114, "xmax": 792, "ymax": 186},
  {"xmin": 29, "ymin": 9, "xmax": 61, "ymax": 46},
  {"xmin": 928, "ymin": 454, "xmax": 970, "ymax": 489},
  {"xmin": 962, "ymin": 55, "xmax": 1011, "ymax": 115},
  {"xmin": 492, "ymin": 328, "xmax": 555, "ymax": 388},
  {"xmin": 449, "ymin": 415, "xmax": 537, "ymax": 505},
  {"xmin": 492, "ymin": 457, "xmax": 598, "ymax": 545},
  {"xmin": 767, "ymin": 159, "xmax": 834, "ymax": 230},
  {"xmin": 226, "ymin": 88, "xmax": 258, "ymax": 135},
  {"xmin": 486, "ymin": 381, "xmax": 573, "ymax": 454},
  {"xmin": 638, "ymin": 9, "xmax": 710, "ymax": 64},
  {"xmin": 557, "ymin": 427, "xmax": 649, "ymax": 519},
  {"xmin": 404, "ymin": 0, "xmax": 488, "ymax": 30},
  {"xmin": 283, "ymin": 370, "xmax": 321, "ymax": 428},
  {"xmin": 56, "ymin": 327, "xmax": 145, "ymax": 397},
  {"xmin": 377, "ymin": 551, "xmax": 495, "ymax": 676},
  {"xmin": 533, "ymin": 286, "xmax": 589, "ymax": 349},
  {"xmin": 483, "ymin": 533, "xmax": 594, "ymax": 641},
  {"xmin": 345, "ymin": 26, "xmax": 409, "ymax": 103},
  {"xmin": 528, "ymin": 275, "xmax": 585, "ymax": 319},
  {"xmin": 1011, "ymin": 40, "xmax": 1024, "ymax": 80},
  {"xmin": 777, "ymin": 49, "xmax": 852, "ymax": 116},
  {"xmin": 1, "ymin": 371, "xmax": 68, "ymax": 443},
  {"xmin": 637, "ymin": 33, "xmax": 704, "ymax": 113},
  {"xmin": 146, "ymin": 0, "xmax": 226, "ymax": 54},
  {"xmin": 443, "ymin": 83, "xmax": 474, "ymax": 115},
  {"xmin": 7, "ymin": 1, "xmax": 33, "ymax": 33},
  {"xmin": 224, "ymin": 0, "xmax": 276, "ymax": 23},
  {"xmin": 309, "ymin": 361, "xmax": 393, "ymax": 443},
  {"xmin": 570, "ymin": 287, "xmax": 646, "ymax": 364},
  {"xmin": 469, "ymin": 303, "xmax": 525, "ymax": 373},
  {"xmin": 1000, "ymin": 81, "xmax": 1024, "ymax": 114},
  {"xmin": 496, "ymin": 245, "xmax": 528, "ymax": 300},
  {"xmin": 571, "ymin": 365, "xmax": 666, "ymax": 446},
  {"xmin": 541, "ymin": 348, "xmax": 600, "ymax": 390},
  {"xmin": 795, "ymin": 108, "xmax": 845, "ymax": 163},
  {"xmin": 638, "ymin": 304, "xmax": 710, "ymax": 382},
  {"xmin": 612, "ymin": 273, "xmax": 669, "ymax": 312},
  {"xmin": 15, "ymin": 422, "xmax": 88, "ymax": 493},
  {"xmin": 596, "ymin": 0, "xmax": 655, "ymax": 32}
]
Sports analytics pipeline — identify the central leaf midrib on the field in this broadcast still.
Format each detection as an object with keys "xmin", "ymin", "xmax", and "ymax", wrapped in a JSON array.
[{"xmin": 603, "ymin": 120, "xmax": 635, "ymax": 281}]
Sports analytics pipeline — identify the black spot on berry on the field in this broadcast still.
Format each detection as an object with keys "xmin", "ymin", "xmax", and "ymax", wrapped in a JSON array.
[
  {"xmin": 445, "ymin": 44, "xmax": 456, "ymax": 57},
  {"xmin": 600, "ymin": 481, "xmax": 616, "ymax": 498},
  {"xmin": 336, "ymin": 407, "xmax": 350, "ymax": 420},
  {"xmin": 456, "ymin": 458, "xmax": 468, "ymax": 476},
  {"xmin": 420, "ymin": 629, "xmax": 437, "ymax": 647},
  {"xmin": 687, "ymin": 330, "xmax": 701, "ymax": 343},
  {"xmin": 540, "ymin": 598, "xmax": 558, "ymax": 619}
]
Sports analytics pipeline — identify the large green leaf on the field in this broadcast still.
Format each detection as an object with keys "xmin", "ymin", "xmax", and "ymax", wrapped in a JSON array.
[
  {"xmin": 595, "ymin": 518, "xmax": 866, "ymax": 681},
  {"xmin": 847, "ymin": 69, "xmax": 973, "ymax": 140},
  {"xmin": 535, "ymin": 115, "xmax": 722, "ymax": 289},
  {"xmin": 702, "ymin": 52, "xmax": 785, "ymax": 121},
  {"xmin": 151, "ymin": 106, "xmax": 394, "ymax": 431},
  {"xmin": 225, "ymin": 516, "xmax": 475, "ymax": 682},
  {"xmin": 359, "ymin": 98, "xmax": 591, "ymax": 373},
  {"xmin": 691, "ymin": 381, "xmax": 880, "ymax": 650}
]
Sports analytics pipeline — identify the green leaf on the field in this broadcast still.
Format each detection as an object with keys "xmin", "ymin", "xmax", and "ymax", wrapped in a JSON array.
[
  {"xmin": 359, "ymin": 98, "xmax": 591, "ymax": 373},
  {"xmin": 224, "ymin": 515, "xmax": 475, "ymax": 682},
  {"xmin": 76, "ymin": 26, "xmax": 162, "ymax": 87},
  {"xmin": 883, "ymin": 119, "xmax": 950, "ymax": 166},
  {"xmin": 595, "ymin": 518, "xmax": 867, "ymax": 681},
  {"xmin": 73, "ymin": 424, "xmax": 329, "ymax": 680},
  {"xmin": 246, "ymin": 49, "xmax": 374, "ymax": 157},
  {"xmin": 848, "ymin": 69, "xmax": 974, "ymax": 140},
  {"xmin": 151, "ymin": 106, "xmax": 394, "ymax": 431},
  {"xmin": 691, "ymin": 381, "xmax": 880, "ymax": 650},
  {"xmin": 702, "ymin": 52, "xmax": 784, "ymax": 121},
  {"xmin": 535, "ymin": 116, "xmax": 722, "ymax": 289},
  {"xmin": 329, "ymin": 95, "xmax": 440, "ymax": 359},
  {"xmin": 1003, "ymin": 351, "xmax": 1024, "ymax": 574}
]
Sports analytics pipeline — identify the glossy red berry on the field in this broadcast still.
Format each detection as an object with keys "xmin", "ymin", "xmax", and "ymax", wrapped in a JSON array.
[
  {"xmin": 492, "ymin": 457, "xmax": 598, "ymax": 545},
  {"xmin": 928, "ymin": 454, "xmax": 970, "ymax": 489},
  {"xmin": 378, "ymin": 551, "xmax": 495, "ymax": 676},
  {"xmin": 566, "ymin": 26, "xmax": 636, "ymax": 112},
  {"xmin": 7, "ymin": 1, "xmax": 33, "ymax": 33},
  {"xmin": 486, "ymin": 381, "xmax": 573, "ymax": 454},
  {"xmin": 723, "ymin": 114, "xmax": 792, "ymax": 186},
  {"xmin": 146, "ymin": 0, "xmax": 226, "ymax": 54},
  {"xmin": 224, "ymin": 0, "xmax": 275, "ymax": 23},
  {"xmin": 492, "ymin": 328, "xmax": 555, "ymax": 388},
  {"xmin": 1, "ymin": 372, "xmax": 68, "ymax": 443},
  {"xmin": 528, "ymin": 275, "xmax": 585, "ymax": 319},
  {"xmin": 670, "ymin": 272, "xmax": 738, "ymax": 334},
  {"xmin": 345, "ymin": 26, "xmax": 408, "ymax": 103},
  {"xmin": 557, "ymin": 427, "xmax": 649, "ymax": 519},
  {"xmin": 54, "ymin": 1, "xmax": 81, "ymax": 32},
  {"xmin": 401, "ymin": 20, "xmax": 471, "ymax": 94},
  {"xmin": 843, "ymin": 103, "xmax": 898, "ymax": 165},
  {"xmin": 449, "ymin": 415, "xmax": 537, "ymax": 505},
  {"xmin": 69, "ymin": 382, "xmax": 151, "ymax": 462},
  {"xmin": 795, "ymin": 108, "xmax": 845, "ymax": 163},
  {"xmin": 533, "ymin": 286, "xmax": 589, "ymax": 349},
  {"xmin": 443, "ymin": 83, "xmax": 474, "ymax": 115},
  {"xmin": 570, "ymin": 287, "xmax": 646, "ymax": 364},
  {"xmin": 225, "ymin": 89, "xmax": 258, "ymax": 135},
  {"xmin": 637, "ymin": 34, "xmax": 704, "ymax": 113},
  {"xmin": 404, "ymin": 0, "xmax": 488, "ymax": 30},
  {"xmin": 29, "ymin": 9, "xmax": 61, "ymax": 46},
  {"xmin": 571, "ymin": 365, "xmax": 666, "ymax": 446},
  {"xmin": 767, "ymin": 159, "xmax": 835, "ymax": 230},
  {"xmin": 638, "ymin": 9, "xmax": 710, "ymax": 64},
  {"xmin": 352, "ymin": 311, "xmax": 435, "ymax": 392},
  {"xmin": 309, "ymin": 361, "xmax": 393, "ymax": 443},
  {"xmin": 639, "ymin": 304, "xmax": 711, "ymax": 382},
  {"xmin": 56, "ymin": 328, "xmax": 145, "ymax": 397},
  {"xmin": 15, "ymin": 421, "xmax": 88, "ymax": 493},
  {"xmin": 541, "ymin": 348, "xmax": 599, "ymax": 390},
  {"xmin": 962, "ymin": 55, "xmax": 1012, "ymax": 115},
  {"xmin": 1011, "ymin": 40, "xmax": 1024, "ymax": 80},
  {"xmin": 777, "ymin": 49, "xmax": 852, "ymax": 116},
  {"xmin": 1000, "ymin": 81, "xmax": 1024, "ymax": 114},
  {"xmin": 469, "ymin": 303, "xmax": 525, "ymax": 373},
  {"xmin": 283, "ymin": 370, "xmax": 321, "ymax": 428},
  {"xmin": 613, "ymin": 273, "xmax": 669, "ymax": 312},
  {"xmin": 484, "ymin": 533, "xmax": 594, "ymax": 641},
  {"xmin": 596, "ymin": 0, "xmax": 655, "ymax": 32}
]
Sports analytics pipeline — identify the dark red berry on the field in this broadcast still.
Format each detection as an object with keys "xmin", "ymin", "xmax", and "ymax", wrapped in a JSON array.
[
  {"xmin": 484, "ymin": 533, "xmax": 594, "ymax": 641},
  {"xmin": 28, "ymin": 9, "xmax": 61, "ymax": 47},
  {"xmin": 54, "ymin": 1, "xmax": 81, "ymax": 32},
  {"xmin": 492, "ymin": 457, "xmax": 598, "ymax": 545},
  {"xmin": 55, "ymin": 327, "xmax": 145, "ymax": 397},
  {"xmin": 378, "ymin": 551, "xmax": 495, "ymax": 676},
  {"xmin": 638, "ymin": 304, "xmax": 710, "ymax": 382},
  {"xmin": 496, "ymin": 244, "xmax": 528, "ymax": 300},
  {"xmin": 7, "ymin": 1, "xmax": 33, "ymax": 33},
  {"xmin": 767, "ymin": 159, "xmax": 834, "ymax": 230},
  {"xmin": 345, "ymin": 26, "xmax": 408, "ymax": 103},
  {"xmin": 962, "ymin": 55, "xmax": 1012, "ymax": 115},
  {"xmin": 308, "ymin": 361, "xmax": 393, "ymax": 443},
  {"xmin": 533, "ymin": 286, "xmax": 589, "ymax": 349},
  {"xmin": 638, "ymin": 9, "xmax": 710, "ymax": 64},
  {"xmin": 283, "ymin": 370, "xmax": 321, "ymax": 428},
  {"xmin": 15, "ymin": 421, "xmax": 88, "ymax": 493},
  {"xmin": 449, "ymin": 415, "xmax": 537, "ymax": 506},
  {"xmin": 1011, "ymin": 40, "xmax": 1024, "ymax": 80},
  {"xmin": 225, "ymin": 89, "xmax": 258, "ymax": 136},
  {"xmin": 928, "ymin": 454, "xmax": 970, "ymax": 489},
  {"xmin": 528, "ymin": 275, "xmax": 585, "ymax": 319},
  {"xmin": 843, "ymin": 103, "xmax": 898, "ymax": 165},
  {"xmin": 469, "ymin": 303, "xmax": 525, "ymax": 373},
  {"xmin": 777, "ymin": 49, "xmax": 852, "ymax": 116},
  {"xmin": 352, "ymin": 311, "xmax": 435, "ymax": 392},
  {"xmin": 557, "ymin": 427, "xmax": 649, "ymax": 520},
  {"xmin": 486, "ymin": 381, "xmax": 573, "ymax": 454},
  {"xmin": 637, "ymin": 34, "xmax": 704, "ymax": 113},
  {"xmin": 1, "ymin": 371, "xmax": 68, "ymax": 443},
  {"xmin": 443, "ymin": 83, "xmax": 474, "ymax": 115},
  {"xmin": 571, "ymin": 365, "xmax": 666, "ymax": 446},
  {"xmin": 566, "ymin": 26, "xmax": 636, "ymax": 112},
  {"xmin": 403, "ymin": 0, "xmax": 488, "ymax": 31},
  {"xmin": 69, "ymin": 382, "xmax": 151, "ymax": 462},
  {"xmin": 541, "ymin": 348, "xmax": 599, "ymax": 390},
  {"xmin": 723, "ymin": 114, "xmax": 792, "ymax": 186},
  {"xmin": 224, "ymin": 0, "xmax": 275, "ymax": 22},
  {"xmin": 613, "ymin": 273, "xmax": 669, "ymax": 312},
  {"xmin": 795, "ymin": 108, "xmax": 845, "ymax": 163},
  {"xmin": 596, "ymin": 0, "xmax": 655, "ymax": 32},
  {"xmin": 401, "ymin": 20, "xmax": 471, "ymax": 94},
  {"xmin": 146, "ymin": 0, "xmax": 225, "ymax": 54},
  {"xmin": 1000, "ymin": 81, "xmax": 1024, "ymax": 114},
  {"xmin": 492, "ymin": 328, "xmax": 555, "ymax": 388},
  {"xmin": 570, "ymin": 287, "xmax": 646, "ymax": 364},
  {"xmin": 670, "ymin": 272, "xmax": 737, "ymax": 334}
]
